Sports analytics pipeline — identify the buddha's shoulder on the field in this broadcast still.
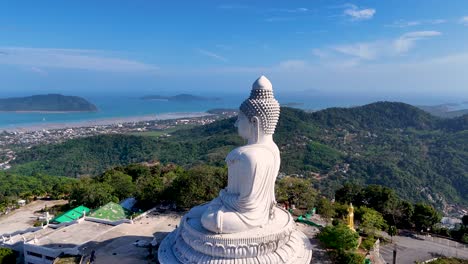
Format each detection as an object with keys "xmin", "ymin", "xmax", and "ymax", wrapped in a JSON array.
[{"xmin": 226, "ymin": 144, "xmax": 276, "ymax": 162}]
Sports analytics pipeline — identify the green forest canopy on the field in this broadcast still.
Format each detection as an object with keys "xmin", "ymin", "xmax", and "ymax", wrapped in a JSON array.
[{"xmin": 9, "ymin": 102, "xmax": 468, "ymax": 207}]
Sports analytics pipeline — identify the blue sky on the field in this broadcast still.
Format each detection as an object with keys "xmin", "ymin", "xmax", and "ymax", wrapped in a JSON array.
[{"xmin": 1, "ymin": 0, "xmax": 468, "ymax": 102}]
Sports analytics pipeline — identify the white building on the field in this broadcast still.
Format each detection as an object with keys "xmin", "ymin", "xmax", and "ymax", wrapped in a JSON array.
[{"xmin": 24, "ymin": 221, "xmax": 113, "ymax": 264}]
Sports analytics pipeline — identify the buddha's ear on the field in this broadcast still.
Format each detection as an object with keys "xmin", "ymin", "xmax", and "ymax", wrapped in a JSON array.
[
  {"xmin": 251, "ymin": 116, "xmax": 260, "ymax": 127},
  {"xmin": 251, "ymin": 116, "xmax": 261, "ymax": 142}
]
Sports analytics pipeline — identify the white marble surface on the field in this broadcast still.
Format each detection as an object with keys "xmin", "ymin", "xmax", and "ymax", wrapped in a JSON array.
[
  {"xmin": 159, "ymin": 207, "xmax": 312, "ymax": 263},
  {"xmin": 158, "ymin": 76, "xmax": 312, "ymax": 263}
]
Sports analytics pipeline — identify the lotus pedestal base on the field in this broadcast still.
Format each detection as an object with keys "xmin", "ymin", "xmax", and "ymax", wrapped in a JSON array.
[{"xmin": 158, "ymin": 207, "xmax": 312, "ymax": 264}]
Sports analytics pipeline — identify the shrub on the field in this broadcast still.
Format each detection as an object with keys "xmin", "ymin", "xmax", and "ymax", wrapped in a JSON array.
[
  {"xmin": 360, "ymin": 235, "xmax": 376, "ymax": 250},
  {"xmin": 0, "ymin": 247, "xmax": 16, "ymax": 264},
  {"xmin": 317, "ymin": 223, "xmax": 359, "ymax": 250},
  {"xmin": 332, "ymin": 249, "xmax": 365, "ymax": 264}
]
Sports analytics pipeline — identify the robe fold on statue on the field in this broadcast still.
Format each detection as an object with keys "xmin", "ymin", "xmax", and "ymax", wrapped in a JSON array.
[{"xmin": 202, "ymin": 144, "xmax": 280, "ymax": 233}]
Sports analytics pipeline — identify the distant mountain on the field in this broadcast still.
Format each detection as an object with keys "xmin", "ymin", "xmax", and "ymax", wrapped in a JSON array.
[
  {"xmin": 0, "ymin": 94, "xmax": 97, "ymax": 112},
  {"xmin": 10, "ymin": 101, "xmax": 468, "ymax": 210},
  {"xmin": 141, "ymin": 94, "xmax": 221, "ymax": 102},
  {"xmin": 206, "ymin": 108, "xmax": 238, "ymax": 115},
  {"xmin": 282, "ymin": 102, "xmax": 304, "ymax": 107},
  {"xmin": 418, "ymin": 104, "xmax": 468, "ymax": 118}
]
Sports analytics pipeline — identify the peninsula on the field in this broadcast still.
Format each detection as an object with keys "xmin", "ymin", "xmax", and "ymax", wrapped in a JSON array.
[
  {"xmin": 0, "ymin": 94, "xmax": 98, "ymax": 112},
  {"xmin": 141, "ymin": 93, "xmax": 221, "ymax": 102}
]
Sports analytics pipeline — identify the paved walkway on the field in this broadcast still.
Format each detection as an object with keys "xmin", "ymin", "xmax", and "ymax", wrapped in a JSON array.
[
  {"xmin": 81, "ymin": 211, "xmax": 182, "ymax": 264},
  {"xmin": 0, "ymin": 199, "xmax": 67, "ymax": 236},
  {"xmin": 380, "ymin": 235, "xmax": 468, "ymax": 264},
  {"xmin": 296, "ymin": 223, "xmax": 332, "ymax": 264}
]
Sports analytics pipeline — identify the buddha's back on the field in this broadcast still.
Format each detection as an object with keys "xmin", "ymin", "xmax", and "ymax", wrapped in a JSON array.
[{"xmin": 224, "ymin": 143, "xmax": 280, "ymax": 212}]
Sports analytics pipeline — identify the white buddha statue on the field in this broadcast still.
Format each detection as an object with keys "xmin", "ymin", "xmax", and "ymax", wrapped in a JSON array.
[
  {"xmin": 158, "ymin": 76, "xmax": 312, "ymax": 264},
  {"xmin": 200, "ymin": 75, "xmax": 281, "ymax": 234}
]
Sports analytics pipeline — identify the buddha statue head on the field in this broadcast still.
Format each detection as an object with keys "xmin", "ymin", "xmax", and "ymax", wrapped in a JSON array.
[{"xmin": 237, "ymin": 76, "xmax": 280, "ymax": 143}]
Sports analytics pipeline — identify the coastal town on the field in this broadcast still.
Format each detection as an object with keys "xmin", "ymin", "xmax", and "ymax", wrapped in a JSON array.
[{"xmin": 0, "ymin": 110, "xmax": 237, "ymax": 170}]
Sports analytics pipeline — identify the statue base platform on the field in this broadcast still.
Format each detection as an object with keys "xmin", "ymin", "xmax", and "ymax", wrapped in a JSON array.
[{"xmin": 158, "ymin": 206, "xmax": 312, "ymax": 264}]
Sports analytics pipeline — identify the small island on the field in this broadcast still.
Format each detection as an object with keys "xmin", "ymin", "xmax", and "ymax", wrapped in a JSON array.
[
  {"xmin": 0, "ymin": 94, "xmax": 98, "ymax": 112},
  {"xmin": 141, "ymin": 93, "xmax": 221, "ymax": 102},
  {"xmin": 282, "ymin": 102, "xmax": 304, "ymax": 107}
]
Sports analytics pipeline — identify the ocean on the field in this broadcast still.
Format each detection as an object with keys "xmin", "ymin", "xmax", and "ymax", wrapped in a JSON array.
[
  {"xmin": 0, "ymin": 92, "xmax": 464, "ymax": 130},
  {"xmin": 0, "ymin": 95, "xmax": 242, "ymax": 130}
]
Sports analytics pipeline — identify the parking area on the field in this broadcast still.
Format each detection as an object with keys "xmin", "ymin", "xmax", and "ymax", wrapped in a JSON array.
[{"xmin": 380, "ymin": 235, "xmax": 468, "ymax": 263}]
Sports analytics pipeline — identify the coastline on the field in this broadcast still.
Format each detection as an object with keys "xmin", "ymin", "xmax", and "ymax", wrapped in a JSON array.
[
  {"xmin": 0, "ymin": 110, "xmax": 98, "ymax": 114},
  {"xmin": 0, "ymin": 112, "xmax": 210, "ymax": 132}
]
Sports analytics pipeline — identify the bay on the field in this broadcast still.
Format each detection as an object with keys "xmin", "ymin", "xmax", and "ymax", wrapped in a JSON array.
[{"xmin": 0, "ymin": 92, "xmax": 461, "ymax": 130}]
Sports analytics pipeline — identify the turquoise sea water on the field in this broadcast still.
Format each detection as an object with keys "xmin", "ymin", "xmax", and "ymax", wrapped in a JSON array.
[
  {"xmin": 0, "ymin": 95, "xmax": 242, "ymax": 130},
  {"xmin": 0, "ymin": 92, "xmax": 463, "ymax": 130}
]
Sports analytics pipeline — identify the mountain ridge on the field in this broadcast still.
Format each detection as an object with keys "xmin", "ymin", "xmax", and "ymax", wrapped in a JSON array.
[{"xmin": 9, "ymin": 101, "xmax": 468, "ymax": 210}]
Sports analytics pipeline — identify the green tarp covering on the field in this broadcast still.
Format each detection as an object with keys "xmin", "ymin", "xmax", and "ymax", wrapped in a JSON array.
[
  {"xmin": 89, "ymin": 202, "xmax": 131, "ymax": 221},
  {"xmin": 52, "ymin": 205, "xmax": 90, "ymax": 224}
]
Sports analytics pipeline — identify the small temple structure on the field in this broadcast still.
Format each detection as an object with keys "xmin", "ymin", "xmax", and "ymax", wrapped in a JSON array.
[{"xmin": 158, "ymin": 76, "xmax": 312, "ymax": 263}]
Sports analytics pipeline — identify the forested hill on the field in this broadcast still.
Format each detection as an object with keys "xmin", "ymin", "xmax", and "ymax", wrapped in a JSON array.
[
  {"xmin": 10, "ymin": 102, "xmax": 468, "ymax": 208},
  {"xmin": 0, "ymin": 94, "xmax": 97, "ymax": 112}
]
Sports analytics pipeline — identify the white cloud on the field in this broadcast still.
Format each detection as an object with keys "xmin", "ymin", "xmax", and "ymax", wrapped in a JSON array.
[
  {"xmin": 311, "ymin": 31, "xmax": 441, "ymax": 67},
  {"xmin": 271, "ymin": 7, "xmax": 309, "ymax": 13},
  {"xmin": 389, "ymin": 20, "xmax": 422, "ymax": 28},
  {"xmin": 264, "ymin": 17, "xmax": 296, "ymax": 22},
  {"xmin": 344, "ymin": 4, "xmax": 376, "ymax": 20},
  {"xmin": 460, "ymin": 16, "xmax": 468, "ymax": 26},
  {"xmin": 215, "ymin": 44, "xmax": 232, "ymax": 50},
  {"xmin": 332, "ymin": 42, "xmax": 379, "ymax": 60},
  {"xmin": 388, "ymin": 19, "xmax": 446, "ymax": 28},
  {"xmin": 175, "ymin": 52, "xmax": 468, "ymax": 97},
  {"xmin": 218, "ymin": 5, "xmax": 249, "ymax": 10},
  {"xmin": 197, "ymin": 49, "xmax": 228, "ymax": 62},
  {"xmin": 312, "ymin": 48, "xmax": 328, "ymax": 58},
  {"xmin": 277, "ymin": 60, "xmax": 307, "ymax": 70},
  {"xmin": 393, "ymin": 31, "xmax": 441, "ymax": 53},
  {"xmin": 263, "ymin": 7, "xmax": 310, "ymax": 22},
  {"xmin": 431, "ymin": 19, "xmax": 446, "ymax": 24},
  {"xmin": 30, "ymin": 67, "xmax": 48, "ymax": 76},
  {"xmin": 0, "ymin": 47, "xmax": 158, "ymax": 72}
]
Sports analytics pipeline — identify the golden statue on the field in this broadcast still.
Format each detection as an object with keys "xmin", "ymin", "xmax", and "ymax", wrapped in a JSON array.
[{"xmin": 347, "ymin": 203, "xmax": 355, "ymax": 231}]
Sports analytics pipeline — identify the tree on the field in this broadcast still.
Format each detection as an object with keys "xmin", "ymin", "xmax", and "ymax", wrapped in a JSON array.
[
  {"xmin": 317, "ymin": 223, "xmax": 360, "ymax": 250},
  {"xmin": 135, "ymin": 174, "xmax": 165, "ymax": 207},
  {"xmin": 333, "ymin": 202, "xmax": 350, "ymax": 220},
  {"xmin": 335, "ymin": 183, "xmax": 362, "ymax": 205},
  {"xmin": 99, "ymin": 170, "xmax": 135, "ymax": 201},
  {"xmin": 275, "ymin": 176, "xmax": 317, "ymax": 210},
  {"xmin": 412, "ymin": 203, "xmax": 442, "ymax": 232},
  {"xmin": 462, "ymin": 215, "xmax": 468, "ymax": 227},
  {"xmin": 69, "ymin": 178, "xmax": 117, "ymax": 208},
  {"xmin": 392, "ymin": 200, "xmax": 414, "ymax": 229},
  {"xmin": 359, "ymin": 185, "xmax": 399, "ymax": 215},
  {"xmin": 358, "ymin": 207, "xmax": 387, "ymax": 236},
  {"xmin": 332, "ymin": 249, "xmax": 365, "ymax": 264},
  {"xmin": 167, "ymin": 165, "xmax": 227, "ymax": 208},
  {"xmin": 463, "ymin": 233, "xmax": 468, "ymax": 244},
  {"xmin": 316, "ymin": 197, "xmax": 335, "ymax": 222},
  {"xmin": 50, "ymin": 182, "xmax": 73, "ymax": 199},
  {"xmin": 388, "ymin": 226, "xmax": 398, "ymax": 242},
  {"xmin": 122, "ymin": 163, "xmax": 152, "ymax": 181},
  {"xmin": 0, "ymin": 247, "xmax": 16, "ymax": 264}
]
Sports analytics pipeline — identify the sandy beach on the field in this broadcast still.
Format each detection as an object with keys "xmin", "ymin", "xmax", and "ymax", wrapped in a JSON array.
[{"xmin": 0, "ymin": 112, "xmax": 210, "ymax": 132}]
